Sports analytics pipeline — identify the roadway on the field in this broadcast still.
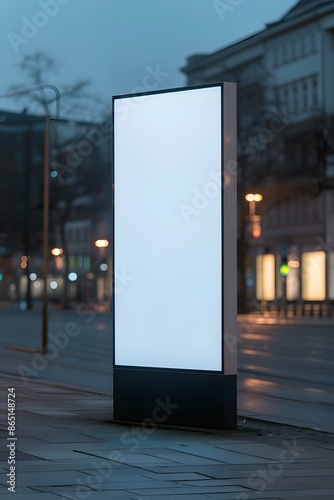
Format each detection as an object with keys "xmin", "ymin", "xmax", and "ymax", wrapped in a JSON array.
[
  {"xmin": 0, "ymin": 307, "xmax": 333, "ymax": 432},
  {"xmin": 238, "ymin": 315, "xmax": 334, "ymax": 433}
]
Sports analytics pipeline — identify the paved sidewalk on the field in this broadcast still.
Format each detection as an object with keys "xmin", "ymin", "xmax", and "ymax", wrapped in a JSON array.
[{"xmin": 1, "ymin": 374, "xmax": 334, "ymax": 499}]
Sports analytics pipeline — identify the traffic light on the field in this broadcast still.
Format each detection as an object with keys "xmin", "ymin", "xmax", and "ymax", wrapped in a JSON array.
[
  {"xmin": 280, "ymin": 257, "xmax": 290, "ymax": 276},
  {"xmin": 251, "ymin": 221, "xmax": 261, "ymax": 238}
]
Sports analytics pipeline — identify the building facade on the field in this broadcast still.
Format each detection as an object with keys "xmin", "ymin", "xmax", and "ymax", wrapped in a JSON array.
[
  {"xmin": 182, "ymin": 0, "xmax": 334, "ymax": 313},
  {"xmin": 0, "ymin": 110, "xmax": 112, "ymax": 307}
]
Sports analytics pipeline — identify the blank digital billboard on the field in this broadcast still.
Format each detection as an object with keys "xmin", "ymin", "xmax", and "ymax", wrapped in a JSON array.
[{"xmin": 114, "ymin": 86, "xmax": 223, "ymax": 371}]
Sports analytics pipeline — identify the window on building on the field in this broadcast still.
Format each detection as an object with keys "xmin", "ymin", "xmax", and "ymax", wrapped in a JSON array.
[
  {"xmin": 293, "ymin": 84, "xmax": 299, "ymax": 113},
  {"xmin": 301, "ymin": 36, "xmax": 307, "ymax": 57},
  {"xmin": 301, "ymin": 197, "xmax": 309, "ymax": 222},
  {"xmin": 273, "ymin": 88, "xmax": 280, "ymax": 107},
  {"xmin": 310, "ymin": 32, "xmax": 317, "ymax": 53},
  {"xmin": 273, "ymin": 47, "xmax": 278, "ymax": 67},
  {"xmin": 312, "ymin": 77, "xmax": 318, "ymax": 107},
  {"xmin": 307, "ymin": 141, "xmax": 317, "ymax": 168},
  {"xmin": 283, "ymin": 87, "xmax": 289, "ymax": 110},
  {"xmin": 84, "ymin": 255, "xmax": 90, "ymax": 271},
  {"xmin": 294, "ymin": 141, "xmax": 302, "ymax": 171},
  {"xmin": 276, "ymin": 46, "xmax": 282, "ymax": 67},
  {"xmin": 302, "ymin": 81, "xmax": 308, "ymax": 110},
  {"xmin": 77, "ymin": 255, "xmax": 83, "ymax": 269},
  {"xmin": 291, "ymin": 39, "xmax": 297, "ymax": 60},
  {"xmin": 295, "ymin": 198, "xmax": 301, "ymax": 224},
  {"xmin": 302, "ymin": 251, "xmax": 326, "ymax": 300}
]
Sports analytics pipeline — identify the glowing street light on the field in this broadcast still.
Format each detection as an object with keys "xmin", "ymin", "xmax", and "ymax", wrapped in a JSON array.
[
  {"xmin": 51, "ymin": 247, "xmax": 63, "ymax": 256},
  {"xmin": 245, "ymin": 193, "xmax": 263, "ymax": 216},
  {"xmin": 95, "ymin": 239, "xmax": 109, "ymax": 248},
  {"xmin": 245, "ymin": 193, "xmax": 263, "ymax": 239},
  {"xmin": 95, "ymin": 239, "xmax": 109, "ymax": 304},
  {"xmin": 95, "ymin": 239, "xmax": 109, "ymax": 260}
]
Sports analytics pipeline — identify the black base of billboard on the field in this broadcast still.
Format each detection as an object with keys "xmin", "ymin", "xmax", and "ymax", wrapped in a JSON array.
[{"xmin": 113, "ymin": 367, "xmax": 237, "ymax": 430}]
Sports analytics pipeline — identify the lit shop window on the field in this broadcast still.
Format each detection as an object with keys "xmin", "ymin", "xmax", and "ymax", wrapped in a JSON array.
[
  {"xmin": 256, "ymin": 254, "xmax": 275, "ymax": 301},
  {"xmin": 301, "ymin": 251, "xmax": 326, "ymax": 301}
]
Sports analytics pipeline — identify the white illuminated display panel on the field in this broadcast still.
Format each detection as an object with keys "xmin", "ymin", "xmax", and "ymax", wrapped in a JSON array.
[
  {"xmin": 114, "ymin": 87, "xmax": 222, "ymax": 370},
  {"xmin": 256, "ymin": 254, "xmax": 275, "ymax": 301},
  {"xmin": 302, "ymin": 251, "xmax": 326, "ymax": 301}
]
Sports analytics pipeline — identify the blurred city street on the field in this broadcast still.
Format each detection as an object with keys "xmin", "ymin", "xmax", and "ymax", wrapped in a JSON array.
[
  {"xmin": 1, "ymin": 307, "xmax": 334, "ymax": 433},
  {"xmin": 2, "ymin": 0, "xmax": 334, "ymax": 497}
]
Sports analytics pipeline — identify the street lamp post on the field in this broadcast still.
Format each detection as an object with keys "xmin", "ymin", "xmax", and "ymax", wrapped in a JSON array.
[
  {"xmin": 95, "ymin": 239, "xmax": 109, "ymax": 254},
  {"xmin": 245, "ymin": 193, "xmax": 262, "ymax": 239},
  {"xmin": 245, "ymin": 193, "xmax": 262, "ymax": 217},
  {"xmin": 0, "ymin": 85, "xmax": 60, "ymax": 353},
  {"xmin": 245, "ymin": 193, "xmax": 265, "ymax": 311},
  {"xmin": 95, "ymin": 239, "xmax": 109, "ymax": 303}
]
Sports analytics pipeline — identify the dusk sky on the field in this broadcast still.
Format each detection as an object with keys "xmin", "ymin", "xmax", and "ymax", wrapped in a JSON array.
[{"xmin": 0, "ymin": 0, "xmax": 297, "ymax": 119}]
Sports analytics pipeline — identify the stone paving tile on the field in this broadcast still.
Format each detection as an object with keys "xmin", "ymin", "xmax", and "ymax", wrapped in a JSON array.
[
  {"xmin": 0, "ymin": 493, "xmax": 60, "ymax": 500},
  {"xmin": 71, "ymin": 441, "xmax": 136, "ymax": 452},
  {"xmin": 162, "ymin": 445, "xmax": 272, "ymax": 464},
  {"xmin": 16, "ymin": 448, "xmax": 94, "ymax": 460},
  {"xmin": 124, "ymin": 484, "xmax": 252, "ymax": 496},
  {"xmin": 138, "ymin": 496, "xmax": 237, "ymax": 500},
  {"xmin": 131, "ymin": 464, "xmax": 236, "ymax": 476},
  {"xmin": 0, "ymin": 451, "xmax": 44, "ymax": 462},
  {"xmin": 263, "ymin": 460, "xmax": 334, "ymax": 468},
  {"xmin": 215, "ymin": 442, "xmax": 313, "ymax": 460},
  {"xmin": 175, "ymin": 477, "xmax": 266, "ymax": 487},
  {"xmin": 33, "ymin": 431, "xmax": 104, "ymax": 444},
  {"xmin": 8, "ymin": 437, "xmax": 52, "ymax": 445},
  {"xmin": 144, "ymin": 448, "xmax": 227, "ymax": 466},
  {"xmin": 74, "ymin": 479, "xmax": 181, "ymax": 491},
  {"xmin": 263, "ymin": 490, "xmax": 334, "ymax": 497},
  {"xmin": 31, "ymin": 484, "xmax": 96, "ymax": 494},
  {"xmin": 4, "ymin": 462, "xmax": 94, "ymax": 473},
  {"xmin": 60, "ymin": 491, "xmax": 153, "ymax": 500},
  {"xmin": 18, "ymin": 442, "xmax": 99, "ymax": 453},
  {"xmin": 5, "ymin": 470, "xmax": 94, "ymax": 487},
  {"xmin": 140, "ymin": 471, "xmax": 211, "ymax": 481},
  {"xmin": 294, "ymin": 477, "xmax": 334, "ymax": 488},
  {"xmin": 277, "ymin": 468, "xmax": 334, "ymax": 477},
  {"xmin": 285, "ymin": 497, "xmax": 334, "ymax": 500},
  {"xmin": 19, "ymin": 409, "xmax": 80, "ymax": 418},
  {"xmin": 205, "ymin": 495, "xmax": 281, "ymax": 500},
  {"xmin": 84, "ymin": 452, "xmax": 182, "ymax": 466}
]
